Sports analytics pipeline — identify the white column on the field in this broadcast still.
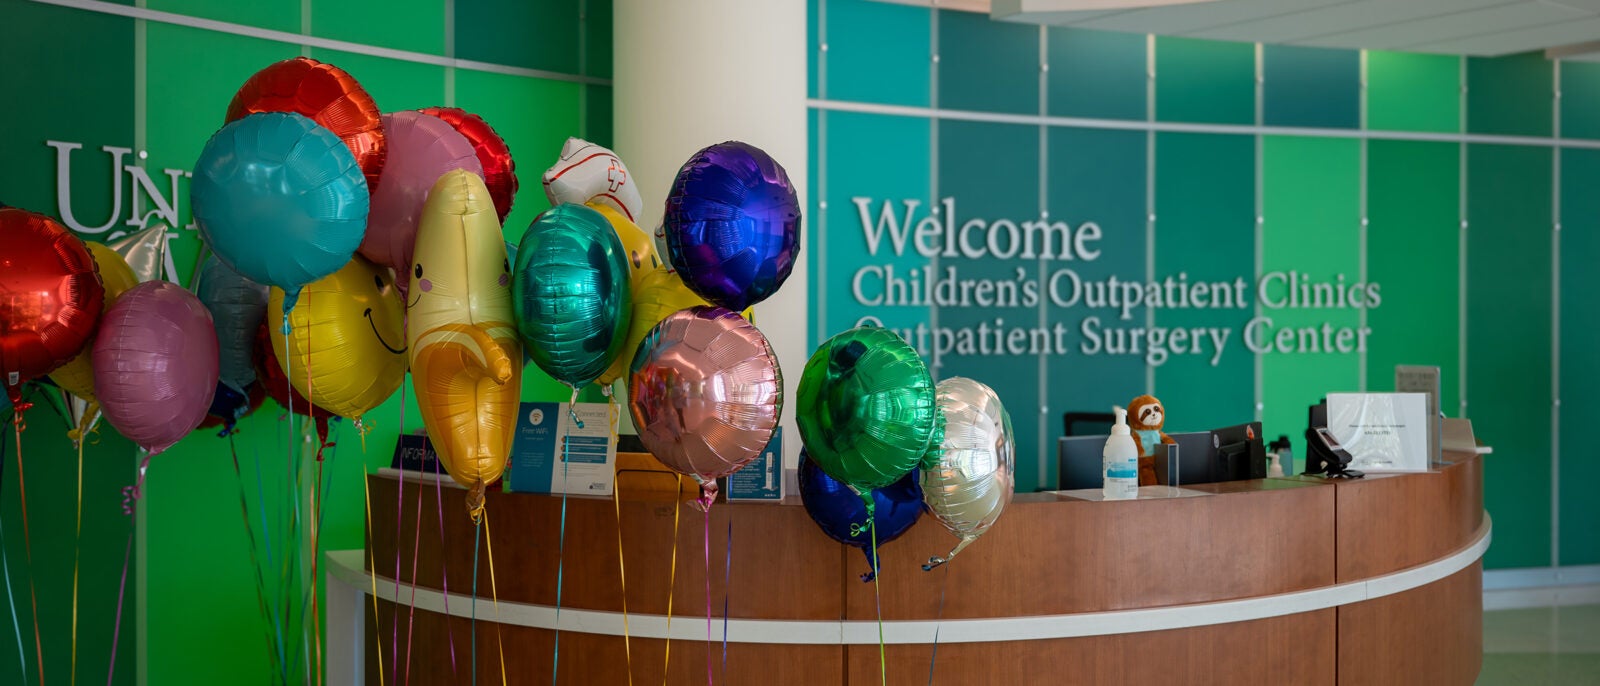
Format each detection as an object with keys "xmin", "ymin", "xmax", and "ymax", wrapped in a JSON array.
[{"xmin": 614, "ymin": 1, "xmax": 810, "ymax": 468}]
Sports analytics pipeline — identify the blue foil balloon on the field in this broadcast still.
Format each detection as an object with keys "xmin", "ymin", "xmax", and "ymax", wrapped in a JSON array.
[
  {"xmin": 799, "ymin": 450, "xmax": 923, "ymax": 582},
  {"xmin": 664, "ymin": 141, "xmax": 801, "ymax": 312},
  {"xmin": 194, "ymin": 254, "xmax": 269, "ymax": 397},
  {"xmin": 191, "ymin": 112, "xmax": 369, "ymax": 308},
  {"xmin": 512, "ymin": 204, "xmax": 632, "ymax": 387}
]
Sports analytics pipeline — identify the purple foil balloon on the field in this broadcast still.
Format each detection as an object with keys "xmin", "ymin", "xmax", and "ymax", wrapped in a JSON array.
[
  {"xmin": 664, "ymin": 141, "xmax": 801, "ymax": 312},
  {"xmin": 359, "ymin": 110, "xmax": 483, "ymax": 296},
  {"xmin": 628, "ymin": 306, "xmax": 782, "ymax": 503},
  {"xmin": 92, "ymin": 281, "xmax": 219, "ymax": 455}
]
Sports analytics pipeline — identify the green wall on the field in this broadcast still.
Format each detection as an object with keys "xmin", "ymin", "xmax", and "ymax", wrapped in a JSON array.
[
  {"xmin": 809, "ymin": 0, "xmax": 1600, "ymax": 571},
  {"xmin": 0, "ymin": 0, "xmax": 608, "ymax": 682}
]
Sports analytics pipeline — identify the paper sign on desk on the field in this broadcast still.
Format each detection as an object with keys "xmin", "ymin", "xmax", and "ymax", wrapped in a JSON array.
[
  {"xmin": 508, "ymin": 401, "xmax": 618, "ymax": 496},
  {"xmin": 1326, "ymin": 393, "xmax": 1429, "ymax": 472},
  {"xmin": 725, "ymin": 429, "xmax": 783, "ymax": 502}
]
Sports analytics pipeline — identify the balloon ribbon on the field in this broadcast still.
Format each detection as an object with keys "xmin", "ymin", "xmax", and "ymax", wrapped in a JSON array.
[
  {"xmin": 721, "ymin": 517, "xmax": 731, "ymax": 683},
  {"xmin": 72, "ymin": 423, "xmax": 83, "ymax": 686},
  {"xmin": 926, "ymin": 563, "xmax": 951, "ymax": 685},
  {"xmin": 612, "ymin": 480, "xmax": 634, "ymax": 685},
  {"xmin": 551, "ymin": 392, "xmax": 581, "ymax": 684},
  {"xmin": 13, "ymin": 420, "xmax": 44, "ymax": 686},
  {"xmin": 703, "ymin": 504, "xmax": 711, "ymax": 686},
  {"xmin": 870, "ymin": 507, "xmax": 886, "ymax": 686},
  {"xmin": 1, "ymin": 411, "xmax": 29, "ymax": 685},
  {"xmin": 482, "ymin": 510, "xmax": 507, "ymax": 685},
  {"xmin": 231, "ymin": 434, "xmax": 288, "ymax": 680},
  {"xmin": 433, "ymin": 452, "xmax": 458, "ymax": 676},
  {"xmin": 106, "ymin": 451, "xmax": 152, "ymax": 686},
  {"xmin": 662, "ymin": 476, "xmax": 682, "ymax": 686},
  {"xmin": 361, "ymin": 468, "xmax": 387, "ymax": 686},
  {"xmin": 471, "ymin": 518, "xmax": 481, "ymax": 686}
]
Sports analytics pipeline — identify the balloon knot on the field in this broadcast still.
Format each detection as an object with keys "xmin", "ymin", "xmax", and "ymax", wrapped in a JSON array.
[
  {"xmin": 849, "ymin": 522, "xmax": 871, "ymax": 538},
  {"xmin": 859, "ymin": 570, "xmax": 877, "ymax": 583},
  {"xmin": 467, "ymin": 480, "xmax": 487, "ymax": 524},
  {"xmin": 922, "ymin": 557, "xmax": 947, "ymax": 572},
  {"xmin": 120, "ymin": 484, "xmax": 141, "ymax": 516}
]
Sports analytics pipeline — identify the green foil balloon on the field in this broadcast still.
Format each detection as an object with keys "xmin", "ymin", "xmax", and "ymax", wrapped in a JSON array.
[
  {"xmin": 512, "ymin": 203, "xmax": 632, "ymax": 387},
  {"xmin": 796, "ymin": 326, "xmax": 940, "ymax": 494}
]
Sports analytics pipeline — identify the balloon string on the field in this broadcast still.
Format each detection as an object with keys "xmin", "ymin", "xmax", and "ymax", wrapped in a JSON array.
[
  {"xmin": 470, "ymin": 518, "xmax": 481, "ymax": 686},
  {"xmin": 72, "ymin": 424, "xmax": 83, "ymax": 686},
  {"xmin": 403, "ymin": 437, "xmax": 424, "ymax": 686},
  {"xmin": 14, "ymin": 421, "xmax": 44, "ymax": 686},
  {"xmin": 703, "ymin": 505, "xmax": 711, "ymax": 686},
  {"xmin": 1, "ymin": 413, "xmax": 29, "ymax": 685},
  {"xmin": 552, "ymin": 386, "xmax": 578, "ymax": 684},
  {"xmin": 721, "ymin": 517, "xmax": 731, "ymax": 684},
  {"xmin": 304, "ymin": 289, "xmax": 325, "ymax": 686},
  {"xmin": 285, "ymin": 425, "xmax": 338, "ymax": 684},
  {"xmin": 432, "ymin": 451, "xmax": 458, "ymax": 676},
  {"xmin": 482, "ymin": 511, "xmax": 507, "ymax": 686},
  {"xmin": 105, "ymin": 451, "xmax": 150, "ymax": 686},
  {"xmin": 926, "ymin": 563, "xmax": 950, "ymax": 685},
  {"xmin": 871, "ymin": 511, "xmax": 886, "ymax": 686},
  {"xmin": 230, "ymin": 434, "xmax": 287, "ymax": 679},
  {"xmin": 662, "ymin": 475, "xmax": 682, "ymax": 686},
  {"xmin": 392, "ymin": 434, "xmax": 404, "ymax": 684},
  {"xmin": 254, "ymin": 433, "xmax": 288, "ymax": 686},
  {"xmin": 361, "ymin": 468, "xmax": 388, "ymax": 686},
  {"xmin": 612, "ymin": 482, "xmax": 634, "ymax": 686}
]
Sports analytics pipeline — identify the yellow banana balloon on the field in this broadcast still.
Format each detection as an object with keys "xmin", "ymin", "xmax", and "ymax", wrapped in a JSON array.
[
  {"xmin": 267, "ymin": 256, "xmax": 406, "ymax": 420},
  {"xmin": 408, "ymin": 170, "xmax": 522, "ymax": 519},
  {"xmin": 50, "ymin": 241, "xmax": 139, "ymax": 437},
  {"xmin": 586, "ymin": 199, "xmax": 659, "ymax": 290}
]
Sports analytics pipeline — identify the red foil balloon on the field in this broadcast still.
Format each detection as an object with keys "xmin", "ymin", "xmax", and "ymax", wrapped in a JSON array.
[
  {"xmin": 0, "ymin": 209, "xmax": 105, "ymax": 406},
  {"xmin": 418, "ymin": 107, "xmax": 518, "ymax": 222},
  {"xmin": 226, "ymin": 57, "xmax": 387, "ymax": 190}
]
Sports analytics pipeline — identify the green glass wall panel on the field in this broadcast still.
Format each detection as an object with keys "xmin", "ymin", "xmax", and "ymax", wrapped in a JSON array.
[
  {"xmin": 1367, "ymin": 140, "xmax": 1461, "ymax": 416},
  {"xmin": 585, "ymin": 0, "xmax": 613, "ymax": 79},
  {"xmin": 1367, "ymin": 51, "xmax": 1460, "ymax": 134},
  {"xmin": 313, "ymin": 0, "xmax": 444, "ymax": 56},
  {"xmin": 147, "ymin": 0, "xmax": 299, "ymax": 33},
  {"xmin": 1047, "ymin": 27, "xmax": 1146, "ymax": 121},
  {"xmin": 1153, "ymin": 132, "xmax": 1255, "ymax": 432},
  {"xmin": 1044, "ymin": 127, "xmax": 1147, "ymax": 488},
  {"xmin": 1560, "ymin": 149, "xmax": 1600, "ymax": 565},
  {"xmin": 1468, "ymin": 143, "xmax": 1553, "ymax": 569},
  {"xmin": 585, "ymin": 84, "xmax": 614, "ymax": 148},
  {"xmin": 938, "ymin": 9, "xmax": 1038, "ymax": 115},
  {"xmin": 1260, "ymin": 137, "xmax": 1361, "ymax": 447},
  {"xmin": 1262, "ymin": 45, "xmax": 1359, "ymax": 129},
  {"xmin": 1560, "ymin": 61, "xmax": 1600, "ymax": 141},
  {"xmin": 1155, "ymin": 37, "xmax": 1254, "ymax": 125},
  {"xmin": 311, "ymin": 48, "xmax": 447, "ymax": 113},
  {"xmin": 454, "ymin": 0, "xmax": 580, "ymax": 74},
  {"xmin": 938, "ymin": 120, "xmax": 1041, "ymax": 490},
  {"xmin": 1468, "ymin": 53, "xmax": 1552, "ymax": 137},
  {"xmin": 823, "ymin": 0, "xmax": 930, "ymax": 106}
]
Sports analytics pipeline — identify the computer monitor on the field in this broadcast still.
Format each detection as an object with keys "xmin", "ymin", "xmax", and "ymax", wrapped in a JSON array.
[
  {"xmin": 1057, "ymin": 436, "xmax": 1108, "ymax": 490},
  {"xmin": 1165, "ymin": 431, "xmax": 1216, "ymax": 486}
]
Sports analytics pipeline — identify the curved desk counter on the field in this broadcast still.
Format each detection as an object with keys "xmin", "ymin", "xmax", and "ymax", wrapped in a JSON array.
[{"xmin": 331, "ymin": 453, "xmax": 1485, "ymax": 685}]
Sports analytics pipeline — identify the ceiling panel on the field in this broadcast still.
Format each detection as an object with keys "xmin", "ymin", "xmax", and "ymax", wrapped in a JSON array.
[
  {"xmin": 1063, "ymin": 0, "xmax": 1337, "ymax": 34},
  {"xmin": 1186, "ymin": 0, "xmax": 1514, "ymax": 43},
  {"xmin": 1408, "ymin": 15, "xmax": 1600, "ymax": 54},
  {"xmin": 1289, "ymin": 1, "xmax": 1586, "ymax": 51}
]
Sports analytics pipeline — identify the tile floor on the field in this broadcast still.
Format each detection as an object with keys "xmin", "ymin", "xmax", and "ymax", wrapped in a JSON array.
[{"xmin": 1479, "ymin": 605, "xmax": 1600, "ymax": 685}]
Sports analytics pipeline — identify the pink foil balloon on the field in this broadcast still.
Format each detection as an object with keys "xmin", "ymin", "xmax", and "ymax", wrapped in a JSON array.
[
  {"xmin": 359, "ymin": 110, "xmax": 483, "ymax": 294},
  {"xmin": 628, "ymin": 306, "xmax": 782, "ymax": 504},
  {"xmin": 92, "ymin": 281, "xmax": 219, "ymax": 455}
]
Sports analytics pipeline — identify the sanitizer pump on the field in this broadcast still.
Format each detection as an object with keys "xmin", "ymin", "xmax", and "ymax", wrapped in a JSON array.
[{"xmin": 1103, "ymin": 406, "xmax": 1140, "ymax": 500}]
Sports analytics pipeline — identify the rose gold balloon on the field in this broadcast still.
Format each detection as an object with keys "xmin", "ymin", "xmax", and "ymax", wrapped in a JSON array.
[{"xmin": 628, "ymin": 306, "xmax": 782, "ymax": 503}]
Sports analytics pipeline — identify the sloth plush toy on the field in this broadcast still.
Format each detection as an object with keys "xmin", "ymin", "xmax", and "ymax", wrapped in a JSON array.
[{"xmin": 1128, "ymin": 394, "xmax": 1175, "ymax": 486}]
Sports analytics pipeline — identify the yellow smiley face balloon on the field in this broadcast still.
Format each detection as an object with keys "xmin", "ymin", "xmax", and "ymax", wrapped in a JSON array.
[
  {"xmin": 407, "ymin": 170, "xmax": 522, "ymax": 519},
  {"xmin": 267, "ymin": 255, "xmax": 407, "ymax": 420},
  {"xmin": 586, "ymin": 199, "xmax": 659, "ymax": 291},
  {"xmin": 50, "ymin": 241, "xmax": 140, "ymax": 436}
]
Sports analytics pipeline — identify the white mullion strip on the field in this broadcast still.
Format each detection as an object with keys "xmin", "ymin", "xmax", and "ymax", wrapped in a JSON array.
[
  {"xmin": 133, "ymin": 4, "xmax": 149, "ymax": 683},
  {"xmin": 1145, "ymin": 34, "xmax": 1156, "ymax": 396},
  {"xmin": 816, "ymin": 0, "xmax": 828, "ymax": 347},
  {"xmin": 1038, "ymin": 24, "xmax": 1050, "ymax": 490},
  {"xmin": 1551, "ymin": 60, "xmax": 1562, "ymax": 569},
  {"xmin": 323, "ymin": 513, "xmax": 1491, "ymax": 644},
  {"xmin": 1253, "ymin": 43, "xmax": 1264, "ymax": 423},
  {"xmin": 577, "ymin": 0, "xmax": 588, "ymax": 139},
  {"xmin": 1459, "ymin": 56, "xmax": 1469, "ymax": 419},
  {"xmin": 443, "ymin": 0, "xmax": 455, "ymax": 106},
  {"xmin": 1359, "ymin": 50, "xmax": 1369, "ymax": 393},
  {"xmin": 805, "ymin": 98, "xmax": 1600, "ymax": 150},
  {"xmin": 28, "ymin": 0, "xmax": 611, "ymax": 85},
  {"xmin": 929, "ymin": 6, "xmax": 940, "ymax": 379}
]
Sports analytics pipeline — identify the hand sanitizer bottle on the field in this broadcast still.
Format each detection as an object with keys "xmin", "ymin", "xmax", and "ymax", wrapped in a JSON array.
[{"xmin": 1103, "ymin": 406, "xmax": 1139, "ymax": 500}]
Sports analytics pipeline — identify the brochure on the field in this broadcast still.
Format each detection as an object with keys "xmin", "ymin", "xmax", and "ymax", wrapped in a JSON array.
[
  {"xmin": 725, "ymin": 430, "xmax": 784, "ymax": 502},
  {"xmin": 508, "ymin": 401, "xmax": 618, "ymax": 496}
]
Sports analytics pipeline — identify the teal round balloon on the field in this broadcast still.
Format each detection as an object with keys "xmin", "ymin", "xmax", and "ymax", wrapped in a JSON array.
[
  {"xmin": 796, "ymin": 326, "xmax": 940, "ymax": 493},
  {"xmin": 191, "ymin": 112, "xmax": 369, "ymax": 307},
  {"xmin": 512, "ymin": 203, "xmax": 632, "ymax": 387}
]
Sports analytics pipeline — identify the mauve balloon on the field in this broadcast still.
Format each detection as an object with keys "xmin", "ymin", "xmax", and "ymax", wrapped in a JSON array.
[
  {"xmin": 359, "ymin": 110, "xmax": 483, "ymax": 296},
  {"xmin": 92, "ymin": 282, "xmax": 219, "ymax": 455},
  {"xmin": 628, "ymin": 306, "xmax": 781, "ymax": 504}
]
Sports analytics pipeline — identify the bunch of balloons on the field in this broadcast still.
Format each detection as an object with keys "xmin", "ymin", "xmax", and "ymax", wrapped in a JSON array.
[{"xmin": 795, "ymin": 326, "xmax": 1016, "ymax": 573}]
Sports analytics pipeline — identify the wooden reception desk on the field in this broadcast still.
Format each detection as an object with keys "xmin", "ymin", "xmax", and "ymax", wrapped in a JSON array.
[{"xmin": 331, "ymin": 452, "xmax": 1486, "ymax": 685}]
